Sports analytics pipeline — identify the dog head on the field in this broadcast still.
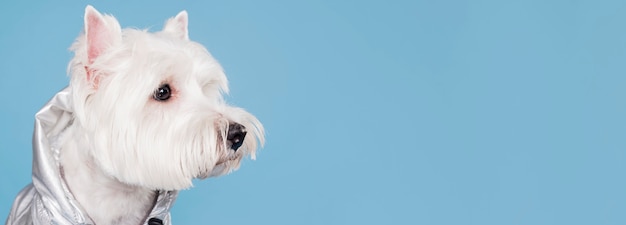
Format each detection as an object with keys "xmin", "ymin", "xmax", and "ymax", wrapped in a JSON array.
[{"xmin": 67, "ymin": 5, "xmax": 264, "ymax": 190}]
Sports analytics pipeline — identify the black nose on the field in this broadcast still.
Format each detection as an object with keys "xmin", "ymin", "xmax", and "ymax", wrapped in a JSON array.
[{"xmin": 227, "ymin": 123, "xmax": 247, "ymax": 151}]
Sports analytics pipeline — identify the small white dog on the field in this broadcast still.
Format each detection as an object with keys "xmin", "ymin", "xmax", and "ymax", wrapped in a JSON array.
[{"xmin": 6, "ymin": 5, "xmax": 264, "ymax": 225}]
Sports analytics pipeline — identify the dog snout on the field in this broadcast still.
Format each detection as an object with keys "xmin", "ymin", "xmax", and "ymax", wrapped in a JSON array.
[{"xmin": 227, "ymin": 123, "xmax": 247, "ymax": 151}]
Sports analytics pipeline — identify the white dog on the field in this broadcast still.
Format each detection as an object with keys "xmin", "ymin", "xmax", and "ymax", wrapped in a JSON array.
[{"xmin": 6, "ymin": 5, "xmax": 264, "ymax": 225}]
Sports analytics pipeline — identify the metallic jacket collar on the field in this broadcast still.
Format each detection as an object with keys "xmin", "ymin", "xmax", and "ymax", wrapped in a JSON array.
[{"xmin": 6, "ymin": 87, "xmax": 178, "ymax": 225}]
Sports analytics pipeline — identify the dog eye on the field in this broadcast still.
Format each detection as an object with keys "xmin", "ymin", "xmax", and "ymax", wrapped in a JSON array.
[{"xmin": 153, "ymin": 84, "xmax": 171, "ymax": 101}]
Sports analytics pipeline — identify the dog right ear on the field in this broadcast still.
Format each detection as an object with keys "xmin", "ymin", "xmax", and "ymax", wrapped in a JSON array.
[
  {"xmin": 84, "ymin": 5, "xmax": 122, "ymax": 64},
  {"xmin": 162, "ymin": 10, "xmax": 189, "ymax": 40}
]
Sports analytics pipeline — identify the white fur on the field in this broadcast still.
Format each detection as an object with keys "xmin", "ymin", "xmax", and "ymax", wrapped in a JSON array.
[{"xmin": 59, "ymin": 5, "xmax": 264, "ymax": 225}]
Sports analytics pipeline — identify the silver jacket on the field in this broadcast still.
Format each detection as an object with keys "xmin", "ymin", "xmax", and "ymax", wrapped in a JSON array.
[{"xmin": 5, "ymin": 87, "xmax": 178, "ymax": 225}]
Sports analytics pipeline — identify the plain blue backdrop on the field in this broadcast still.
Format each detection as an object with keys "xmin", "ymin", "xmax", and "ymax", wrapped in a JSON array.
[{"xmin": 1, "ymin": 1, "xmax": 626, "ymax": 224}]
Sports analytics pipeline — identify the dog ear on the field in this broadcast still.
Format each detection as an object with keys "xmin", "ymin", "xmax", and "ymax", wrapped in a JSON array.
[
  {"xmin": 162, "ymin": 10, "xmax": 189, "ymax": 40},
  {"xmin": 84, "ymin": 5, "xmax": 122, "ymax": 64}
]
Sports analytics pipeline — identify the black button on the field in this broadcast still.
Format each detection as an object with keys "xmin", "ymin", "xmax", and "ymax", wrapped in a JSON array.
[{"xmin": 148, "ymin": 218, "xmax": 163, "ymax": 225}]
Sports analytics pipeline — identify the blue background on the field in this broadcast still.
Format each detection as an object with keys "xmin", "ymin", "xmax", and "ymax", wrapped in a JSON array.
[{"xmin": 1, "ymin": 1, "xmax": 626, "ymax": 224}]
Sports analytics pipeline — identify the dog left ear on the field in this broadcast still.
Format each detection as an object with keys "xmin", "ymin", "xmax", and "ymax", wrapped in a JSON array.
[
  {"xmin": 163, "ymin": 11, "xmax": 189, "ymax": 40},
  {"xmin": 84, "ymin": 5, "xmax": 122, "ymax": 64},
  {"xmin": 82, "ymin": 5, "xmax": 122, "ymax": 88}
]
